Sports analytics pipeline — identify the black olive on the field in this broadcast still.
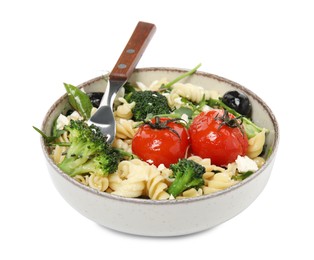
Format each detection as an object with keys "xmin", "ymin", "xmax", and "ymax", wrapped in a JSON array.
[
  {"xmin": 222, "ymin": 90, "xmax": 252, "ymax": 117},
  {"xmin": 87, "ymin": 92, "xmax": 104, "ymax": 108},
  {"xmin": 65, "ymin": 109, "xmax": 75, "ymax": 116}
]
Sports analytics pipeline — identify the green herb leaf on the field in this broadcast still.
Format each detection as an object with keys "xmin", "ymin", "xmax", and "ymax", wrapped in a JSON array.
[
  {"xmin": 51, "ymin": 117, "xmax": 65, "ymax": 138},
  {"xmin": 173, "ymin": 107, "xmax": 194, "ymax": 118},
  {"xmin": 232, "ymin": 171, "xmax": 254, "ymax": 181},
  {"xmin": 32, "ymin": 126, "xmax": 62, "ymax": 143},
  {"xmin": 64, "ymin": 83, "xmax": 93, "ymax": 119},
  {"xmin": 162, "ymin": 63, "xmax": 202, "ymax": 90},
  {"xmin": 207, "ymin": 98, "xmax": 266, "ymax": 139}
]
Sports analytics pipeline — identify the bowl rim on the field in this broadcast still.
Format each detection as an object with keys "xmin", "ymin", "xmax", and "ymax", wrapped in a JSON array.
[{"xmin": 41, "ymin": 67, "xmax": 279, "ymax": 205}]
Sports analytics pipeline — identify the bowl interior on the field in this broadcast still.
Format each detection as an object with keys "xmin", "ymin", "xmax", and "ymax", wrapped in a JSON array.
[{"xmin": 42, "ymin": 67, "xmax": 279, "ymax": 203}]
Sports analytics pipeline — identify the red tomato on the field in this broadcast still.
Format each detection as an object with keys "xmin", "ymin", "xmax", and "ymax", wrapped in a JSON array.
[
  {"xmin": 132, "ymin": 117, "xmax": 189, "ymax": 167},
  {"xmin": 189, "ymin": 109, "xmax": 248, "ymax": 166}
]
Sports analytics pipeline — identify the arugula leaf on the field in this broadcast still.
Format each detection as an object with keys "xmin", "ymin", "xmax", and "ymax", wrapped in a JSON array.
[
  {"xmin": 232, "ymin": 171, "xmax": 254, "ymax": 181},
  {"xmin": 33, "ymin": 126, "xmax": 54, "ymax": 142},
  {"xmin": 64, "ymin": 83, "xmax": 92, "ymax": 119},
  {"xmin": 162, "ymin": 63, "xmax": 202, "ymax": 90},
  {"xmin": 173, "ymin": 107, "xmax": 194, "ymax": 118},
  {"xmin": 207, "ymin": 98, "xmax": 266, "ymax": 139}
]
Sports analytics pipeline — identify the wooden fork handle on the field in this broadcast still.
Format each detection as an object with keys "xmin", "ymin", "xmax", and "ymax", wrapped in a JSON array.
[{"xmin": 109, "ymin": 21, "xmax": 156, "ymax": 81}]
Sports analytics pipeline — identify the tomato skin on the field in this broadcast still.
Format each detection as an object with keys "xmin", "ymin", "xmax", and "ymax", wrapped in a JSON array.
[
  {"xmin": 132, "ymin": 118, "xmax": 189, "ymax": 167},
  {"xmin": 189, "ymin": 109, "xmax": 248, "ymax": 166}
]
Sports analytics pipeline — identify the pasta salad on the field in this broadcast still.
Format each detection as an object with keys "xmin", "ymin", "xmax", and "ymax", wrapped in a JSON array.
[{"xmin": 36, "ymin": 67, "xmax": 269, "ymax": 200}]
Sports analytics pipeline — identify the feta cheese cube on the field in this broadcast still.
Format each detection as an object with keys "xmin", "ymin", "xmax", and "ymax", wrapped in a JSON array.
[
  {"xmin": 56, "ymin": 114, "xmax": 69, "ymax": 130},
  {"xmin": 235, "ymin": 155, "xmax": 258, "ymax": 173},
  {"xmin": 68, "ymin": 111, "xmax": 83, "ymax": 121}
]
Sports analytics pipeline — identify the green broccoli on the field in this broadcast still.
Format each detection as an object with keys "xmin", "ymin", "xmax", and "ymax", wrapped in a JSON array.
[
  {"xmin": 58, "ymin": 120, "xmax": 121, "ymax": 177},
  {"xmin": 167, "ymin": 159, "xmax": 206, "ymax": 198},
  {"xmin": 125, "ymin": 90, "xmax": 171, "ymax": 121}
]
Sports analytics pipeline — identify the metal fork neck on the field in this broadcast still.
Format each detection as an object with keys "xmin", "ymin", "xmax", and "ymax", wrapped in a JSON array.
[{"xmin": 100, "ymin": 79, "xmax": 127, "ymax": 108}]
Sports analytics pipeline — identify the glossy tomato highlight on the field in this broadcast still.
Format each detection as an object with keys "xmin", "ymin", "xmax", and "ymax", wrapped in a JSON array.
[
  {"xmin": 132, "ymin": 117, "xmax": 189, "ymax": 167},
  {"xmin": 189, "ymin": 109, "xmax": 248, "ymax": 166}
]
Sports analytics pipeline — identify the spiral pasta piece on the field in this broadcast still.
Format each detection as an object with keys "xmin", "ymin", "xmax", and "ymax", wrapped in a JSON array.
[
  {"xmin": 135, "ymin": 78, "xmax": 168, "ymax": 91},
  {"xmin": 109, "ymin": 159, "xmax": 148, "ymax": 198},
  {"xmin": 50, "ymin": 132, "xmax": 70, "ymax": 164},
  {"xmin": 171, "ymin": 82, "xmax": 220, "ymax": 103},
  {"xmin": 162, "ymin": 91, "xmax": 182, "ymax": 109},
  {"xmin": 188, "ymin": 156, "xmax": 226, "ymax": 186},
  {"xmin": 203, "ymin": 172, "xmax": 238, "ymax": 195},
  {"xmin": 114, "ymin": 98, "xmax": 135, "ymax": 120},
  {"xmin": 176, "ymin": 188, "xmax": 203, "ymax": 199},
  {"xmin": 112, "ymin": 138, "xmax": 132, "ymax": 153},
  {"xmin": 253, "ymin": 156, "xmax": 266, "ymax": 168},
  {"xmin": 87, "ymin": 174, "xmax": 109, "ymax": 192},
  {"xmin": 115, "ymin": 118, "xmax": 138, "ymax": 139},
  {"xmin": 108, "ymin": 159, "xmax": 170, "ymax": 200},
  {"xmin": 73, "ymin": 175, "xmax": 89, "ymax": 186},
  {"xmin": 247, "ymin": 128, "xmax": 266, "ymax": 159},
  {"xmin": 145, "ymin": 165, "xmax": 170, "ymax": 200}
]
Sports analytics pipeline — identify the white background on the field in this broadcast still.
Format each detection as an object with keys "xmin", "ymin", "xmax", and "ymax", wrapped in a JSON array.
[{"xmin": 1, "ymin": 0, "xmax": 313, "ymax": 259}]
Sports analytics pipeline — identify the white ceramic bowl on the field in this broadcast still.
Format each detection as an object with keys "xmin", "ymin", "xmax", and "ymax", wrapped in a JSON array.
[{"xmin": 41, "ymin": 68, "xmax": 279, "ymax": 236}]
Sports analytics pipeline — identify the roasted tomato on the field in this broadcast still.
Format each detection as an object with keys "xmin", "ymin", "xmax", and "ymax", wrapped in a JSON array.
[
  {"xmin": 189, "ymin": 109, "xmax": 248, "ymax": 166},
  {"xmin": 132, "ymin": 117, "xmax": 189, "ymax": 167}
]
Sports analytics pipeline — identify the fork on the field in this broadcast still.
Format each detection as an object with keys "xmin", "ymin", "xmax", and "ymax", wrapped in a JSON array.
[{"xmin": 88, "ymin": 21, "xmax": 156, "ymax": 143}]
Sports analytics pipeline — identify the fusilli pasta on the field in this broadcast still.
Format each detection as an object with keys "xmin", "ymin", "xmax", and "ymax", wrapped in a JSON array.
[
  {"xmin": 109, "ymin": 159, "xmax": 148, "ymax": 198},
  {"xmin": 176, "ymin": 188, "xmax": 203, "ymax": 199},
  {"xmin": 114, "ymin": 97, "xmax": 135, "ymax": 120},
  {"xmin": 203, "ymin": 171, "xmax": 238, "ymax": 195},
  {"xmin": 144, "ymin": 164, "xmax": 170, "ymax": 200},
  {"xmin": 50, "ymin": 132, "xmax": 69, "ymax": 164},
  {"xmin": 109, "ymin": 159, "xmax": 170, "ymax": 200},
  {"xmin": 112, "ymin": 138, "xmax": 132, "ymax": 153},
  {"xmin": 247, "ymin": 128, "xmax": 266, "ymax": 159},
  {"xmin": 87, "ymin": 174, "xmax": 109, "ymax": 192},
  {"xmin": 115, "ymin": 118, "xmax": 138, "ymax": 139},
  {"xmin": 49, "ymin": 77, "xmax": 268, "ymax": 200},
  {"xmin": 171, "ymin": 82, "xmax": 220, "ymax": 103}
]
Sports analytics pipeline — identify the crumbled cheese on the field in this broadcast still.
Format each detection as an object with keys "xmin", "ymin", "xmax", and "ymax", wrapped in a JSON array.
[
  {"xmin": 136, "ymin": 81, "xmax": 148, "ymax": 91},
  {"xmin": 146, "ymin": 159, "xmax": 154, "ymax": 164},
  {"xmin": 235, "ymin": 155, "xmax": 258, "ymax": 173},
  {"xmin": 169, "ymin": 194, "xmax": 175, "ymax": 200},
  {"xmin": 56, "ymin": 114, "xmax": 69, "ymax": 130},
  {"xmin": 157, "ymin": 164, "xmax": 166, "ymax": 171},
  {"xmin": 202, "ymin": 105, "xmax": 212, "ymax": 112},
  {"xmin": 174, "ymin": 97, "xmax": 183, "ymax": 104},
  {"xmin": 118, "ymin": 97, "xmax": 126, "ymax": 103},
  {"xmin": 90, "ymin": 107, "xmax": 98, "ymax": 116},
  {"xmin": 181, "ymin": 113, "xmax": 189, "ymax": 124},
  {"xmin": 68, "ymin": 111, "xmax": 83, "ymax": 121}
]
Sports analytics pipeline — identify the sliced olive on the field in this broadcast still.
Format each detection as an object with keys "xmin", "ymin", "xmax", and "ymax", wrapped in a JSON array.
[
  {"xmin": 87, "ymin": 92, "xmax": 104, "ymax": 108},
  {"xmin": 222, "ymin": 90, "xmax": 252, "ymax": 117}
]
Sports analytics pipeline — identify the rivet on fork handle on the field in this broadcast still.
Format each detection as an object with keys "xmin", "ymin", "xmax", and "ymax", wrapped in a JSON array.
[{"xmin": 109, "ymin": 21, "xmax": 156, "ymax": 81}]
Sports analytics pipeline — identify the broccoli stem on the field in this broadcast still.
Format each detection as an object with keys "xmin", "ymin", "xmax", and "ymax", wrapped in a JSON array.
[
  {"xmin": 207, "ymin": 98, "xmax": 266, "ymax": 139},
  {"xmin": 163, "ymin": 63, "xmax": 202, "ymax": 89},
  {"xmin": 167, "ymin": 163, "xmax": 204, "ymax": 198},
  {"xmin": 168, "ymin": 170, "xmax": 204, "ymax": 198},
  {"xmin": 167, "ymin": 171, "xmax": 192, "ymax": 198}
]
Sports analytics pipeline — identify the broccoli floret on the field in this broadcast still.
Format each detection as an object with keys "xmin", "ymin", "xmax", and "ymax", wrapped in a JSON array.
[
  {"xmin": 125, "ymin": 90, "xmax": 171, "ymax": 121},
  {"xmin": 58, "ymin": 120, "xmax": 121, "ymax": 177},
  {"xmin": 167, "ymin": 159, "xmax": 206, "ymax": 198}
]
